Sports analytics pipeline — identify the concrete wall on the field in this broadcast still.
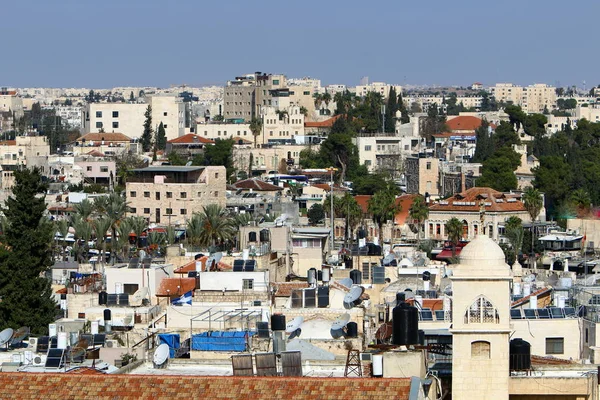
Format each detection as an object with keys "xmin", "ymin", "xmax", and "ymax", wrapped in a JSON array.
[
  {"xmin": 382, "ymin": 350, "xmax": 426, "ymax": 379},
  {"xmin": 198, "ymin": 271, "xmax": 269, "ymax": 292},
  {"xmin": 105, "ymin": 265, "xmax": 173, "ymax": 300}
]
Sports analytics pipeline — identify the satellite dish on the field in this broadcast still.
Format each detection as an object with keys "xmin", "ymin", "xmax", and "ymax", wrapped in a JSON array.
[
  {"xmin": 337, "ymin": 278, "xmax": 353, "ymax": 289},
  {"xmin": 0, "ymin": 328, "xmax": 14, "ymax": 347},
  {"xmin": 285, "ymin": 316, "xmax": 304, "ymax": 333},
  {"xmin": 343, "ymin": 286, "xmax": 365, "ymax": 309},
  {"xmin": 185, "ymin": 161, "xmax": 192, "ymax": 166},
  {"xmin": 288, "ymin": 328, "xmax": 302, "ymax": 340},
  {"xmin": 382, "ymin": 253, "xmax": 396, "ymax": 266},
  {"xmin": 10, "ymin": 326, "xmax": 30, "ymax": 346},
  {"xmin": 130, "ymin": 287, "xmax": 150, "ymax": 306},
  {"xmin": 213, "ymin": 252, "xmax": 223, "ymax": 264},
  {"xmin": 330, "ymin": 313, "xmax": 351, "ymax": 339},
  {"xmin": 153, "ymin": 343, "xmax": 170, "ymax": 368}
]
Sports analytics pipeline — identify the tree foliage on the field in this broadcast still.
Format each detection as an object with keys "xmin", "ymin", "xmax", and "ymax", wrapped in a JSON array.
[
  {"xmin": 155, "ymin": 122, "xmax": 167, "ymax": 151},
  {"xmin": 367, "ymin": 185, "xmax": 401, "ymax": 242},
  {"xmin": 307, "ymin": 203, "xmax": 325, "ymax": 225},
  {"xmin": 193, "ymin": 139, "xmax": 234, "ymax": 181},
  {"xmin": 0, "ymin": 168, "xmax": 56, "ymax": 334},
  {"xmin": 141, "ymin": 105, "xmax": 153, "ymax": 152}
]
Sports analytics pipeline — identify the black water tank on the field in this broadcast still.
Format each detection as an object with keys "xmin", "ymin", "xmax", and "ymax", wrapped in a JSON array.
[
  {"xmin": 103, "ymin": 309, "xmax": 111, "ymax": 321},
  {"xmin": 346, "ymin": 322, "xmax": 358, "ymax": 338},
  {"xmin": 418, "ymin": 330, "xmax": 425, "ymax": 345},
  {"xmin": 317, "ymin": 270, "xmax": 323, "ymax": 281},
  {"xmin": 194, "ymin": 253, "xmax": 204, "ymax": 260},
  {"xmin": 344, "ymin": 258, "xmax": 353, "ymax": 269},
  {"xmin": 98, "ymin": 291, "xmax": 108, "ymax": 305},
  {"xmin": 257, "ymin": 322, "xmax": 270, "ymax": 338},
  {"xmin": 396, "ymin": 292, "xmax": 406, "ymax": 305},
  {"xmin": 392, "ymin": 303, "xmax": 419, "ymax": 345},
  {"xmin": 317, "ymin": 286, "xmax": 330, "ymax": 308},
  {"xmin": 271, "ymin": 314, "xmax": 286, "ymax": 331},
  {"xmin": 510, "ymin": 338, "xmax": 531, "ymax": 370},
  {"xmin": 422, "ymin": 271, "xmax": 431, "ymax": 281},
  {"xmin": 350, "ymin": 269, "xmax": 362, "ymax": 285}
]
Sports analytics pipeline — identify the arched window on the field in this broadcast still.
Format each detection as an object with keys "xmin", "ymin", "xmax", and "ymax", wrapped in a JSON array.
[
  {"xmin": 464, "ymin": 296, "xmax": 499, "ymax": 324},
  {"xmin": 248, "ymin": 232, "xmax": 257, "ymax": 242},
  {"xmin": 462, "ymin": 220, "xmax": 468, "ymax": 239},
  {"xmin": 471, "ymin": 341, "xmax": 491, "ymax": 359}
]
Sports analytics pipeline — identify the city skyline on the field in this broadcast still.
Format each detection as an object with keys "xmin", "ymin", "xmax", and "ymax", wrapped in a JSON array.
[{"xmin": 2, "ymin": 0, "xmax": 599, "ymax": 89}]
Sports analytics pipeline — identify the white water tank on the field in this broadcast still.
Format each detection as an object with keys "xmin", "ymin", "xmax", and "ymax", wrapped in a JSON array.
[
  {"xmin": 48, "ymin": 324, "xmax": 57, "ymax": 337},
  {"xmin": 423, "ymin": 281, "xmax": 430, "ymax": 291},
  {"xmin": 558, "ymin": 296, "xmax": 566, "ymax": 308},
  {"xmin": 529, "ymin": 295, "xmax": 538, "ymax": 309},
  {"xmin": 195, "ymin": 260, "xmax": 202, "ymax": 272},
  {"xmin": 242, "ymin": 249, "xmax": 250, "ymax": 261},
  {"xmin": 57, "ymin": 332, "xmax": 68, "ymax": 350},
  {"xmin": 322, "ymin": 266, "xmax": 331, "ymax": 282},
  {"xmin": 513, "ymin": 283, "xmax": 522, "ymax": 296},
  {"xmin": 523, "ymin": 283, "xmax": 531, "ymax": 297},
  {"xmin": 91, "ymin": 321, "xmax": 99, "ymax": 335},
  {"xmin": 372, "ymin": 354, "xmax": 383, "ymax": 377}
]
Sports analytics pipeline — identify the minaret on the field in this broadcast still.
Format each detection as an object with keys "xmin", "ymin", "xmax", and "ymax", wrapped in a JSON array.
[{"xmin": 450, "ymin": 229, "xmax": 512, "ymax": 400}]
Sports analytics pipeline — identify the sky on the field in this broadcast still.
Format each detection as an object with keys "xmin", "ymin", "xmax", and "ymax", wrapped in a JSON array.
[{"xmin": 2, "ymin": 0, "xmax": 599, "ymax": 89}]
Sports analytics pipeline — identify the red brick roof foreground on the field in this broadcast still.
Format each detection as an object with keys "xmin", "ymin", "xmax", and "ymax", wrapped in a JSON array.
[
  {"xmin": 429, "ymin": 187, "xmax": 525, "ymax": 213},
  {"xmin": 0, "ymin": 373, "xmax": 412, "ymax": 400}
]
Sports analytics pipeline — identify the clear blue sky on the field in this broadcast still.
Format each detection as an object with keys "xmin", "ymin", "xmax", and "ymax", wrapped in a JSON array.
[{"xmin": 2, "ymin": 0, "xmax": 598, "ymax": 89}]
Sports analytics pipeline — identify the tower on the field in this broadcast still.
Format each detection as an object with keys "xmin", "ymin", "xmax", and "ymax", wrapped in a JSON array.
[{"xmin": 450, "ymin": 234, "xmax": 512, "ymax": 400}]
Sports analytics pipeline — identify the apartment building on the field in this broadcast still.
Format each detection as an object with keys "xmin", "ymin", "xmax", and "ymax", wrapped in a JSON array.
[
  {"xmin": 81, "ymin": 95, "xmax": 187, "ymax": 141},
  {"xmin": 354, "ymin": 82, "xmax": 402, "ymax": 99},
  {"xmin": 404, "ymin": 156, "xmax": 440, "ymax": 198},
  {"xmin": 233, "ymin": 144, "xmax": 311, "ymax": 176},
  {"xmin": 0, "ymin": 89, "xmax": 24, "ymax": 118},
  {"xmin": 126, "ymin": 165, "xmax": 226, "ymax": 226},
  {"xmin": 354, "ymin": 134, "xmax": 420, "ymax": 174},
  {"xmin": 490, "ymin": 83, "xmax": 556, "ymax": 113},
  {"xmin": 71, "ymin": 132, "xmax": 135, "ymax": 156},
  {"xmin": 576, "ymin": 104, "xmax": 600, "ymax": 123},
  {"xmin": 0, "ymin": 135, "xmax": 50, "ymax": 194},
  {"xmin": 402, "ymin": 95, "xmax": 483, "ymax": 113}
]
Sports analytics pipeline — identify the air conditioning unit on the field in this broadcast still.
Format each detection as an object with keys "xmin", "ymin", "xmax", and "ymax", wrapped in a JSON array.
[
  {"xmin": 32, "ymin": 356, "xmax": 44, "ymax": 366},
  {"xmin": 360, "ymin": 353, "xmax": 373, "ymax": 362},
  {"xmin": 105, "ymin": 340, "xmax": 119, "ymax": 348},
  {"xmin": 28, "ymin": 338, "xmax": 38, "ymax": 352}
]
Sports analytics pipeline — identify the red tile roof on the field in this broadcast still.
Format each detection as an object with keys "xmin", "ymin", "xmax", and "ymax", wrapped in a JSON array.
[
  {"xmin": 354, "ymin": 194, "xmax": 418, "ymax": 225},
  {"xmin": 0, "ymin": 140, "xmax": 16, "ymax": 146},
  {"xmin": 429, "ymin": 187, "xmax": 525, "ymax": 213},
  {"xmin": 231, "ymin": 136, "xmax": 253, "ymax": 144},
  {"xmin": 446, "ymin": 116, "xmax": 488, "ymax": 131},
  {"xmin": 271, "ymin": 282, "xmax": 310, "ymax": 297},
  {"xmin": 77, "ymin": 132, "xmax": 132, "ymax": 143},
  {"xmin": 85, "ymin": 150, "xmax": 105, "ymax": 157},
  {"xmin": 232, "ymin": 178, "xmax": 283, "ymax": 192},
  {"xmin": 511, "ymin": 287, "xmax": 552, "ymax": 307},
  {"xmin": 311, "ymin": 183, "xmax": 349, "ymax": 193},
  {"xmin": 304, "ymin": 115, "xmax": 343, "ymax": 128},
  {"xmin": 0, "ymin": 373, "xmax": 412, "ymax": 399},
  {"xmin": 167, "ymin": 134, "xmax": 215, "ymax": 144},
  {"xmin": 174, "ymin": 257, "xmax": 232, "ymax": 273},
  {"xmin": 156, "ymin": 277, "xmax": 196, "ymax": 297}
]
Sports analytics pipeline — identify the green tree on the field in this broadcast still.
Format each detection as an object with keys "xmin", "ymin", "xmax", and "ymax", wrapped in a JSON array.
[
  {"xmin": 504, "ymin": 216, "xmax": 524, "ymax": 265},
  {"xmin": 92, "ymin": 217, "xmax": 112, "ymax": 267},
  {"xmin": 193, "ymin": 139, "xmax": 235, "ymax": 181},
  {"xmin": 384, "ymin": 87, "xmax": 399, "ymax": 133},
  {"xmin": 445, "ymin": 217, "xmax": 463, "ymax": 257},
  {"xmin": 522, "ymin": 187, "xmax": 543, "ymax": 269},
  {"xmin": 570, "ymin": 189, "xmax": 591, "ymax": 215},
  {"xmin": 368, "ymin": 185, "xmax": 401, "ymax": 243},
  {"xmin": 504, "ymin": 104, "xmax": 527, "ymax": 131},
  {"xmin": 129, "ymin": 91, "xmax": 135, "ymax": 102},
  {"xmin": 155, "ymin": 122, "xmax": 167, "ymax": 151},
  {"xmin": 307, "ymin": 203, "xmax": 325, "ymax": 225},
  {"xmin": 493, "ymin": 121, "xmax": 520, "ymax": 148},
  {"xmin": 128, "ymin": 216, "xmax": 148, "ymax": 249},
  {"xmin": 420, "ymin": 103, "xmax": 447, "ymax": 143},
  {"xmin": 477, "ymin": 147, "xmax": 521, "ymax": 191},
  {"xmin": 473, "ymin": 120, "xmax": 494, "ymax": 162},
  {"xmin": 187, "ymin": 205, "xmax": 235, "ymax": 249},
  {"xmin": 249, "ymin": 117, "xmax": 263, "ymax": 148},
  {"xmin": 0, "ymin": 168, "xmax": 56, "ymax": 334},
  {"xmin": 167, "ymin": 152, "xmax": 186, "ymax": 166},
  {"xmin": 409, "ymin": 195, "xmax": 429, "ymax": 242},
  {"xmin": 141, "ymin": 105, "xmax": 153, "ymax": 152},
  {"xmin": 523, "ymin": 114, "xmax": 548, "ymax": 137}
]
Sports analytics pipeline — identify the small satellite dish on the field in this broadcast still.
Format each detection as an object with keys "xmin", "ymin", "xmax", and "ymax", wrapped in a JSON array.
[
  {"xmin": 130, "ymin": 287, "xmax": 150, "ymax": 306},
  {"xmin": 213, "ymin": 252, "xmax": 223, "ymax": 264},
  {"xmin": 330, "ymin": 313, "xmax": 351, "ymax": 339},
  {"xmin": 0, "ymin": 328, "xmax": 14, "ymax": 347},
  {"xmin": 185, "ymin": 161, "xmax": 192, "ymax": 166},
  {"xmin": 285, "ymin": 316, "xmax": 304, "ymax": 333},
  {"xmin": 337, "ymin": 278, "xmax": 354, "ymax": 289},
  {"xmin": 382, "ymin": 253, "xmax": 396, "ymax": 266},
  {"xmin": 343, "ymin": 286, "xmax": 365, "ymax": 309},
  {"xmin": 10, "ymin": 326, "xmax": 30, "ymax": 346},
  {"xmin": 288, "ymin": 328, "xmax": 302, "ymax": 340},
  {"xmin": 153, "ymin": 343, "xmax": 170, "ymax": 368}
]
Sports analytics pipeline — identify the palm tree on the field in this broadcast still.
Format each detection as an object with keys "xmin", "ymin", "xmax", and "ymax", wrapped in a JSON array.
[
  {"xmin": 505, "ymin": 216, "xmax": 524, "ymax": 264},
  {"xmin": 313, "ymin": 93, "xmax": 323, "ymax": 109},
  {"xmin": 73, "ymin": 199, "xmax": 94, "ymax": 221},
  {"xmin": 338, "ymin": 193, "xmax": 362, "ymax": 247},
  {"xmin": 445, "ymin": 217, "xmax": 463, "ymax": 257},
  {"xmin": 571, "ymin": 189, "xmax": 591, "ymax": 215},
  {"xmin": 128, "ymin": 216, "xmax": 148, "ymax": 250},
  {"xmin": 368, "ymin": 187, "xmax": 401, "ymax": 244},
  {"xmin": 116, "ymin": 219, "xmax": 132, "ymax": 261},
  {"xmin": 55, "ymin": 219, "xmax": 70, "ymax": 261},
  {"xmin": 322, "ymin": 92, "xmax": 332, "ymax": 108},
  {"xmin": 187, "ymin": 204, "xmax": 235, "ymax": 249},
  {"xmin": 93, "ymin": 217, "xmax": 112, "ymax": 268},
  {"xmin": 409, "ymin": 195, "xmax": 429, "ymax": 242},
  {"xmin": 103, "ymin": 193, "xmax": 129, "ymax": 264},
  {"xmin": 522, "ymin": 187, "xmax": 543, "ymax": 269},
  {"xmin": 249, "ymin": 117, "xmax": 263, "ymax": 149},
  {"xmin": 148, "ymin": 231, "xmax": 166, "ymax": 256},
  {"xmin": 73, "ymin": 216, "xmax": 92, "ymax": 262}
]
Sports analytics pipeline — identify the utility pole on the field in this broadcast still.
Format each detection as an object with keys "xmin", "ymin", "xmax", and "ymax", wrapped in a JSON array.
[
  {"xmin": 381, "ymin": 105, "xmax": 386, "ymax": 133},
  {"xmin": 327, "ymin": 167, "xmax": 338, "ymax": 255}
]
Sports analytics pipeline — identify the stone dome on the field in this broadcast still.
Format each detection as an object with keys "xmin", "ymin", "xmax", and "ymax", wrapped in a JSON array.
[{"xmin": 459, "ymin": 234, "xmax": 507, "ymax": 269}]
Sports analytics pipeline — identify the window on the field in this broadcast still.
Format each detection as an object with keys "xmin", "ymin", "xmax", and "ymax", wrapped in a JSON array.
[
  {"xmin": 112, "ymin": 121, "xmax": 119, "ymax": 129},
  {"xmin": 123, "ymin": 283, "xmax": 138, "ymax": 295},
  {"xmin": 546, "ymin": 338, "xmax": 564, "ymax": 354},
  {"xmin": 155, "ymin": 192, "xmax": 160, "ymax": 200},
  {"xmin": 86, "ymin": 166, "xmax": 92, "ymax": 172},
  {"xmin": 96, "ymin": 111, "xmax": 102, "ymax": 118},
  {"xmin": 215, "ymin": 172, "xmax": 219, "ymax": 179},
  {"xmin": 180, "ymin": 209, "xmax": 187, "ymax": 215},
  {"xmin": 130, "ymin": 191, "xmax": 136, "ymax": 197},
  {"xmin": 144, "ymin": 191, "xmax": 150, "ymax": 198},
  {"xmin": 465, "ymin": 296, "xmax": 499, "ymax": 324},
  {"xmin": 163, "ymin": 112, "xmax": 167, "ymax": 116},
  {"xmin": 273, "ymin": 79, "xmax": 280, "ymax": 85},
  {"xmin": 362, "ymin": 262, "xmax": 371, "ymax": 281},
  {"xmin": 163, "ymin": 125, "xmax": 167, "ymax": 128},
  {"xmin": 100, "ymin": 166, "xmax": 108, "ymax": 173},
  {"xmin": 143, "ymin": 208, "xmax": 150, "ymax": 214},
  {"xmin": 197, "ymin": 192, "xmax": 203, "ymax": 197},
  {"xmin": 365, "ymin": 160, "xmax": 372, "ymax": 167},
  {"xmin": 112, "ymin": 111, "xmax": 119, "ymax": 118},
  {"xmin": 365, "ymin": 145, "xmax": 372, "ymax": 151},
  {"xmin": 243, "ymin": 279, "xmax": 254, "ymax": 290},
  {"xmin": 426, "ymin": 162, "xmax": 432, "ymax": 170},
  {"xmin": 303, "ymin": 91, "xmax": 310, "ymax": 95},
  {"xmin": 166, "ymin": 192, "xmax": 172, "ymax": 198},
  {"xmin": 180, "ymin": 192, "xmax": 187, "ymax": 199},
  {"xmin": 166, "ymin": 208, "xmax": 172, "ymax": 215},
  {"xmin": 214, "ymin": 191, "xmax": 219, "ymax": 197},
  {"xmin": 249, "ymin": 232, "xmax": 257, "ymax": 242},
  {"xmin": 96, "ymin": 122, "xmax": 103, "ymax": 129},
  {"xmin": 130, "ymin": 207, "xmax": 136, "ymax": 213}
]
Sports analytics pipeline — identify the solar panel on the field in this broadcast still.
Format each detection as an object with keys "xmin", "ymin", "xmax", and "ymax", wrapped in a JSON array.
[
  {"xmin": 118, "ymin": 293, "xmax": 129, "ymax": 306},
  {"xmin": 510, "ymin": 309, "xmax": 523, "ymax": 319},
  {"xmin": 244, "ymin": 260, "xmax": 256, "ymax": 272},
  {"xmin": 80, "ymin": 334, "xmax": 93, "ymax": 348},
  {"xmin": 45, "ymin": 349, "xmax": 65, "ymax": 368},
  {"xmin": 434, "ymin": 310, "xmax": 445, "ymax": 321},
  {"xmin": 304, "ymin": 289, "xmax": 316, "ymax": 308},
  {"xmin": 564, "ymin": 307, "xmax": 576, "ymax": 317},
  {"xmin": 524, "ymin": 309, "xmax": 537, "ymax": 319},
  {"xmin": 549, "ymin": 307, "xmax": 564, "ymax": 319},
  {"xmin": 141, "ymin": 257, "xmax": 152, "ymax": 268},
  {"xmin": 233, "ymin": 260, "xmax": 244, "ymax": 272},
  {"xmin": 107, "ymin": 294, "xmax": 118, "ymax": 306},
  {"xmin": 36, "ymin": 336, "xmax": 49, "ymax": 352},
  {"xmin": 50, "ymin": 337, "xmax": 58, "ymax": 349},
  {"xmin": 93, "ymin": 334, "xmax": 106, "ymax": 347},
  {"xmin": 128, "ymin": 257, "xmax": 140, "ymax": 268},
  {"xmin": 537, "ymin": 309, "xmax": 551, "ymax": 319},
  {"xmin": 420, "ymin": 310, "xmax": 434, "ymax": 321}
]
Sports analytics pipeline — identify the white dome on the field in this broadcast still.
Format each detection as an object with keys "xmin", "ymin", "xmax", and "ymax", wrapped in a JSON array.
[{"xmin": 459, "ymin": 234, "xmax": 507, "ymax": 269}]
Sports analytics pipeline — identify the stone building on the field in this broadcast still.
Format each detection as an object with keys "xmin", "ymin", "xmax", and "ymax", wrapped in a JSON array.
[{"xmin": 126, "ymin": 165, "xmax": 226, "ymax": 226}]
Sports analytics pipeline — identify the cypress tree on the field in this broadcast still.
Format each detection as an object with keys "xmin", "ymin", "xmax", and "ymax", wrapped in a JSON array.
[
  {"xmin": 141, "ymin": 105, "xmax": 153, "ymax": 152},
  {"xmin": 385, "ymin": 87, "xmax": 398, "ymax": 133},
  {"xmin": 0, "ymin": 168, "xmax": 56, "ymax": 334},
  {"xmin": 156, "ymin": 122, "xmax": 167, "ymax": 151}
]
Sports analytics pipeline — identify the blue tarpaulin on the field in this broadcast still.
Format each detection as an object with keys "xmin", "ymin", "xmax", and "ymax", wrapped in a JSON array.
[
  {"xmin": 191, "ymin": 331, "xmax": 254, "ymax": 352},
  {"xmin": 158, "ymin": 333, "xmax": 181, "ymax": 358}
]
